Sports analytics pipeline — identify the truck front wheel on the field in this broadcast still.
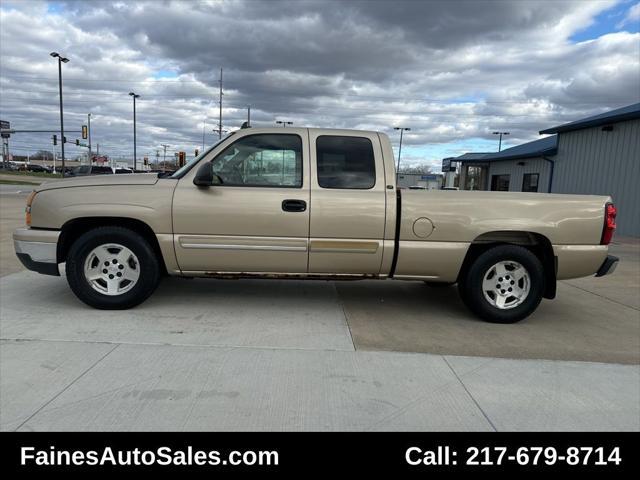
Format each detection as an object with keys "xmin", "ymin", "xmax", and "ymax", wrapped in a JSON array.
[
  {"xmin": 66, "ymin": 226, "xmax": 161, "ymax": 309},
  {"xmin": 458, "ymin": 245, "xmax": 545, "ymax": 323}
]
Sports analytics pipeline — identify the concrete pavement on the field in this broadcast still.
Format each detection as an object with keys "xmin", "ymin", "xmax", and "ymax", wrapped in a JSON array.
[
  {"xmin": 339, "ymin": 238, "xmax": 640, "ymax": 364},
  {"xmin": 1, "ymin": 268, "xmax": 638, "ymax": 431},
  {"xmin": 1, "ymin": 273, "xmax": 354, "ymax": 351},
  {"xmin": 2, "ymin": 340, "xmax": 637, "ymax": 432},
  {"xmin": 1, "ymin": 188, "xmax": 638, "ymax": 431}
]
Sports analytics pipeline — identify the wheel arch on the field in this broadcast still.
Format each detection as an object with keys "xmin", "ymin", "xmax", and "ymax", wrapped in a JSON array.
[
  {"xmin": 457, "ymin": 230, "xmax": 556, "ymax": 299},
  {"xmin": 57, "ymin": 217, "xmax": 168, "ymax": 275}
]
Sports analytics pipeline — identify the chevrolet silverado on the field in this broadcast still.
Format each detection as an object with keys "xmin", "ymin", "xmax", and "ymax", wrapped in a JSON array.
[{"xmin": 13, "ymin": 127, "xmax": 618, "ymax": 323}]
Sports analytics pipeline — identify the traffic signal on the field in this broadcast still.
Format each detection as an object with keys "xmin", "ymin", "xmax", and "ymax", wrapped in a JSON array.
[
  {"xmin": 143, "ymin": 156, "xmax": 148, "ymax": 166},
  {"xmin": 82, "ymin": 125, "xmax": 88, "ymax": 139},
  {"xmin": 178, "ymin": 151, "xmax": 186, "ymax": 167},
  {"xmin": 75, "ymin": 139, "xmax": 80, "ymax": 146},
  {"xmin": 195, "ymin": 149, "xmax": 199, "ymax": 157},
  {"xmin": 52, "ymin": 135, "xmax": 57, "ymax": 145}
]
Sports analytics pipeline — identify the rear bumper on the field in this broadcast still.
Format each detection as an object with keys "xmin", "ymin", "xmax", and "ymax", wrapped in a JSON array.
[
  {"xmin": 595, "ymin": 255, "xmax": 619, "ymax": 277},
  {"xmin": 13, "ymin": 228, "xmax": 60, "ymax": 276},
  {"xmin": 553, "ymin": 244, "xmax": 608, "ymax": 280}
]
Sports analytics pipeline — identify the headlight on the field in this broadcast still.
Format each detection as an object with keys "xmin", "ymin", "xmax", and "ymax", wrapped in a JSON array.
[{"xmin": 25, "ymin": 190, "xmax": 37, "ymax": 226}]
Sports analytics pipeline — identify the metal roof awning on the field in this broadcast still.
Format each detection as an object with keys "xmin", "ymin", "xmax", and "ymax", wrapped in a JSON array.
[{"xmin": 453, "ymin": 135, "xmax": 557, "ymax": 163}]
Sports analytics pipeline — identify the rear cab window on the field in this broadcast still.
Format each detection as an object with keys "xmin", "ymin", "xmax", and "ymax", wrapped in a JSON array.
[{"xmin": 316, "ymin": 136, "xmax": 375, "ymax": 189}]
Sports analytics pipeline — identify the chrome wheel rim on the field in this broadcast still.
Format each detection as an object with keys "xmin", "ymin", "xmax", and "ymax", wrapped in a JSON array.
[
  {"xmin": 83, "ymin": 243, "xmax": 140, "ymax": 296},
  {"xmin": 482, "ymin": 260, "xmax": 530, "ymax": 310}
]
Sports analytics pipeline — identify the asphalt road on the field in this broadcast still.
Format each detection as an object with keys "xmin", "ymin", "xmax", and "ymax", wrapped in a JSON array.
[{"xmin": 1, "ymin": 185, "xmax": 638, "ymax": 431}]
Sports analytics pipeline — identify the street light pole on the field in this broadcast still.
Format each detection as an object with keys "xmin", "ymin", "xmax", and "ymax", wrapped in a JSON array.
[
  {"xmin": 394, "ymin": 127, "xmax": 410, "ymax": 185},
  {"xmin": 492, "ymin": 131, "xmax": 510, "ymax": 152},
  {"xmin": 218, "ymin": 68, "xmax": 223, "ymax": 140},
  {"xmin": 202, "ymin": 118, "xmax": 206, "ymax": 151},
  {"xmin": 87, "ymin": 113, "xmax": 92, "ymax": 160},
  {"xmin": 50, "ymin": 52, "xmax": 69, "ymax": 177},
  {"xmin": 129, "ymin": 92, "xmax": 140, "ymax": 170}
]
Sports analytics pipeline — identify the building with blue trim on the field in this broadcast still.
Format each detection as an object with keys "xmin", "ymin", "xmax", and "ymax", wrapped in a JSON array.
[{"xmin": 453, "ymin": 103, "xmax": 639, "ymax": 236}]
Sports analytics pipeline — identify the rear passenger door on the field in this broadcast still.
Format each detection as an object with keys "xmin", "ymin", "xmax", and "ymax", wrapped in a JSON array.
[{"xmin": 308, "ymin": 131, "xmax": 387, "ymax": 274}]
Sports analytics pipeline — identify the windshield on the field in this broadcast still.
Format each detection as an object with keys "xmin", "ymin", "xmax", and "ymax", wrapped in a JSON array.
[{"xmin": 170, "ymin": 133, "xmax": 235, "ymax": 179}]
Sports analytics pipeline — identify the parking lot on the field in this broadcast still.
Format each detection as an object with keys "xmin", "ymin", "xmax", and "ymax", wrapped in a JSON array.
[{"xmin": 1, "ymin": 188, "xmax": 638, "ymax": 431}]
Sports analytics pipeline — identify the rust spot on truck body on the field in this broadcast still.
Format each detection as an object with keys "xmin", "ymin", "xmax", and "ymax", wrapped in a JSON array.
[{"xmin": 201, "ymin": 272, "xmax": 380, "ymax": 281}]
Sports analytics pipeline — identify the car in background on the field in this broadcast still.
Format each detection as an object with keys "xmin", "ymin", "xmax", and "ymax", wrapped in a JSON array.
[
  {"xmin": 0, "ymin": 162, "xmax": 20, "ymax": 171},
  {"xmin": 72, "ymin": 165, "xmax": 113, "ymax": 176},
  {"xmin": 55, "ymin": 166, "xmax": 75, "ymax": 176},
  {"xmin": 25, "ymin": 164, "xmax": 52, "ymax": 173},
  {"xmin": 70, "ymin": 165, "xmax": 134, "ymax": 176}
]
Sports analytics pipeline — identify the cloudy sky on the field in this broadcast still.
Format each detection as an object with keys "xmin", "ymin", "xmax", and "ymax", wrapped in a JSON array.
[{"xmin": 1, "ymin": 0, "xmax": 639, "ymax": 169}]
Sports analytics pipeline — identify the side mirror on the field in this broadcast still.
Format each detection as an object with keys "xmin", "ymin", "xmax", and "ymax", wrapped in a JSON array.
[{"xmin": 193, "ymin": 162, "xmax": 223, "ymax": 187}]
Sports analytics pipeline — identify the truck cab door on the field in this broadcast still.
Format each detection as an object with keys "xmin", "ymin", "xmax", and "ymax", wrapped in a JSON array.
[
  {"xmin": 308, "ymin": 130, "xmax": 389, "ymax": 275},
  {"xmin": 172, "ymin": 130, "xmax": 310, "ymax": 274}
]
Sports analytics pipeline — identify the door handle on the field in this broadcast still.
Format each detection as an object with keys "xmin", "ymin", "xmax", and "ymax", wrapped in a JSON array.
[{"xmin": 282, "ymin": 199, "xmax": 307, "ymax": 212}]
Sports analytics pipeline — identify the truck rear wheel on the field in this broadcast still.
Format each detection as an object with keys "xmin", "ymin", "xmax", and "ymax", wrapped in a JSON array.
[
  {"xmin": 66, "ymin": 226, "xmax": 160, "ymax": 309},
  {"xmin": 458, "ymin": 245, "xmax": 544, "ymax": 323}
]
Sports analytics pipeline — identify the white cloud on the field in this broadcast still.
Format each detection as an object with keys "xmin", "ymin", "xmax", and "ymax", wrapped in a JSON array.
[{"xmin": 0, "ymin": 0, "xmax": 638, "ymax": 165}]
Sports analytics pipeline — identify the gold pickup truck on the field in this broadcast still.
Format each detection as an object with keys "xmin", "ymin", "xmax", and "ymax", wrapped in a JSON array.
[{"xmin": 13, "ymin": 127, "xmax": 618, "ymax": 323}]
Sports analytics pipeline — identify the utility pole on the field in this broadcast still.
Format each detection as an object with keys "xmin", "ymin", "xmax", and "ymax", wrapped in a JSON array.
[
  {"xmin": 156, "ymin": 149, "xmax": 160, "ymax": 168},
  {"xmin": 493, "ymin": 131, "xmax": 510, "ymax": 152},
  {"xmin": 393, "ymin": 127, "xmax": 410, "ymax": 185},
  {"xmin": 129, "ymin": 92, "xmax": 140, "ymax": 170},
  {"xmin": 2, "ymin": 138, "xmax": 9, "ymax": 167},
  {"xmin": 50, "ymin": 52, "xmax": 69, "ymax": 177},
  {"xmin": 247, "ymin": 105, "xmax": 251, "ymax": 127},
  {"xmin": 161, "ymin": 144, "xmax": 170, "ymax": 172},
  {"xmin": 218, "ymin": 68, "xmax": 223, "ymax": 139}
]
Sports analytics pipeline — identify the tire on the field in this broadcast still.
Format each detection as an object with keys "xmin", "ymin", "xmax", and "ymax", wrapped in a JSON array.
[
  {"xmin": 424, "ymin": 281, "xmax": 455, "ymax": 287},
  {"xmin": 458, "ymin": 245, "xmax": 545, "ymax": 323},
  {"xmin": 65, "ymin": 226, "xmax": 161, "ymax": 309}
]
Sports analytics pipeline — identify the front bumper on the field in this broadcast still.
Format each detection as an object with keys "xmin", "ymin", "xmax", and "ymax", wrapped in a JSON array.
[
  {"xmin": 595, "ymin": 255, "xmax": 619, "ymax": 277},
  {"xmin": 13, "ymin": 228, "xmax": 61, "ymax": 276}
]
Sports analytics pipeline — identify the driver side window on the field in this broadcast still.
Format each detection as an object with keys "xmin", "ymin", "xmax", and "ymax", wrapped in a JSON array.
[{"xmin": 211, "ymin": 134, "xmax": 303, "ymax": 187}]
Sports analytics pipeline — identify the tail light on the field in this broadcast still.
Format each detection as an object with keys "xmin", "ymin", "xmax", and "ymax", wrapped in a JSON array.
[{"xmin": 601, "ymin": 203, "xmax": 617, "ymax": 245}]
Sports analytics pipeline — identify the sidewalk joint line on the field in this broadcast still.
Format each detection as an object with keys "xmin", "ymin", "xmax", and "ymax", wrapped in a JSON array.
[
  {"xmin": 334, "ymin": 283, "xmax": 357, "ymax": 352},
  {"xmin": 442, "ymin": 356, "xmax": 498, "ymax": 432},
  {"xmin": 13, "ymin": 343, "xmax": 121, "ymax": 431},
  {"xmin": 561, "ymin": 281, "xmax": 639, "ymax": 311}
]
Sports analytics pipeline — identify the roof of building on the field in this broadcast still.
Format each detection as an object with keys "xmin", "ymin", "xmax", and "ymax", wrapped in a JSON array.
[
  {"xmin": 454, "ymin": 152, "xmax": 492, "ymax": 161},
  {"xmin": 454, "ymin": 135, "xmax": 557, "ymax": 163},
  {"xmin": 540, "ymin": 102, "xmax": 640, "ymax": 135}
]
